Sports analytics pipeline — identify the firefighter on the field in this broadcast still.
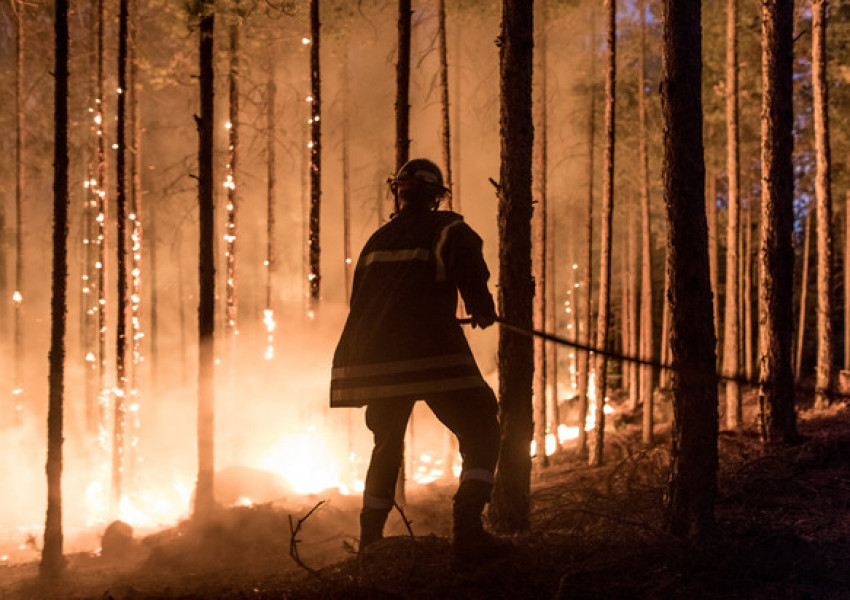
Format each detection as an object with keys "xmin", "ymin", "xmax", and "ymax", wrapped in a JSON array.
[{"xmin": 330, "ymin": 158, "xmax": 504, "ymax": 564}]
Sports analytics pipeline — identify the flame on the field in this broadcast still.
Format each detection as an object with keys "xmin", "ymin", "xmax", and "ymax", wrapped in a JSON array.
[{"xmin": 258, "ymin": 427, "xmax": 354, "ymax": 495}]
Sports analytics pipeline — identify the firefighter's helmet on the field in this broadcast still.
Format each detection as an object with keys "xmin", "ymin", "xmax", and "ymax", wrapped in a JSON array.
[{"xmin": 390, "ymin": 158, "xmax": 449, "ymax": 195}]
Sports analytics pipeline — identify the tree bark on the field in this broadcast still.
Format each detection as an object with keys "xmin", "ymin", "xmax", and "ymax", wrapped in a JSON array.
[
  {"xmin": 96, "ymin": 0, "xmax": 109, "ymax": 435},
  {"xmin": 707, "ymin": 174, "xmax": 719, "ymax": 363},
  {"xmin": 759, "ymin": 0, "xmax": 797, "ymax": 444},
  {"xmin": 639, "ymin": 0, "xmax": 653, "ymax": 444},
  {"xmin": 661, "ymin": 0, "xmax": 718, "ymax": 538},
  {"xmin": 723, "ymin": 0, "xmax": 742, "ymax": 429},
  {"xmin": 307, "ymin": 0, "xmax": 321, "ymax": 308},
  {"xmin": 845, "ymin": 192, "xmax": 850, "ymax": 371},
  {"xmin": 576, "ymin": 9, "xmax": 596, "ymax": 459},
  {"xmin": 42, "ymin": 0, "xmax": 69, "ymax": 576},
  {"xmin": 489, "ymin": 0, "xmax": 534, "ymax": 534},
  {"xmin": 111, "ymin": 0, "xmax": 129, "ymax": 516},
  {"xmin": 744, "ymin": 198, "xmax": 754, "ymax": 380},
  {"xmin": 589, "ymin": 0, "xmax": 616, "ymax": 468},
  {"xmin": 14, "ymin": 0, "xmax": 25, "ymax": 416},
  {"xmin": 396, "ymin": 0, "xmax": 411, "ymax": 174},
  {"xmin": 813, "ymin": 0, "xmax": 835, "ymax": 409},
  {"xmin": 532, "ymin": 0, "xmax": 548, "ymax": 467},
  {"xmin": 659, "ymin": 253, "xmax": 672, "ymax": 389},
  {"xmin": 795, "ymin": 213, "xmax": 811, "ymax": 381},
  {"xmin": 438, "ymin": 0, "xmax": 454, "ymax": 206},
  {"xmin": 341, "ymin": 53, "xmax": 352, "ymax": 301},
  {"xmin": 194, "ymin": 0, "xmax": 216, "ymax": 521},
  {"xmin": 225, "ymin": 20, "xmax": 240, "ymax": 342},
  {"xmin": 264, "ymin": 70, "xmax": 277, "ymax": 359}
]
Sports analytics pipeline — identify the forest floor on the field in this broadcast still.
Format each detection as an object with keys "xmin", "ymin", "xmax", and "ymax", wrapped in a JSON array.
[{"xmin": 2, "ymin": 390, "xmax": 850, "ymax": 599}]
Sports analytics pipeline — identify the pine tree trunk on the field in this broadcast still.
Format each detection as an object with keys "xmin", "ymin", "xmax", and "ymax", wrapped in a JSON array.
[
  {"xmin": 111, "ymin": 0, "xmax": 130, "ymax": 515},
  {"xmin": 195, "ymin": 0, "xmax": 216, "ymax": 520},
  {"xmin": 576, "ymin": 11, "xmax": 596, "ymax": 459},
  {"xmin": 129, "ymin": 0, "xmax": 143, "ymax": 440},
  {"xmin": 452, "ymin": 2, "xmax": 462, "ymax": 213},
  {"xmin": 589, "ymin": 0, "xmax": 616, "ymax": 468},
  {"xmin": 744, "ymin": 198, "xmax": 754, "ymax": 380},
  {"xmin": 225, "ymin": 21, "xmax": 240, "ymax": 342},
  {"xmin": 14, "ymin": 0, "xmax": 25, "ymax": 416},
  {"xmin": 96, "ymin": 0, "xmax": 109, "ymax": 435},
  {"xmin": 845, "ymin": 192, "xmax": 850, "ymax": 371},
  {"xmin": 396, "ymin": 0, "xmax": 411, "ymax": 174},
  {"xmin": 42, "ymin": 0, "xmax": 69, "ymax": 575},
  {"xmin": 813, "ymin": 0, "xmax": 835, "ymax": 408},
  {"xmin": 723, "ymin": 0, "xmax": 742, "ymax": 429},
  {"xmin": 149, "ymin": 189, "xmax": 159, "ymax": 394},
  {"xmin": 532, "ymin": 0, "xmax": 548, "ymax": 467},
  {"xmin": 546, "ymin": 184, "xmax": 559, "ymax": 440},
  {"xmin": 660, "ymin": 254, "xmax": 672, "ymax": 388},
  {"xmin": 759, "ymin": 0, "xmax": 797, "ymax": 444},
  {"xmin": 795, "ymin": 213, "xmax": 811, "ymax": 381},
  {"xmin": 639, "ymin": 0, "xmax": 654, "ymax": 444},
  {"xmin": 661, "ymin": 0, "xmax": 718, "ymax": 538},
  {"xmin": 628, "ymin": 194, "xmax": 639, "ymax": 409},
  {"xmin": 707, "ymin": 174, "xmax": 719, "ymax": 364},
  {"xmin": 264, "ymin": 71, "xmax": 277, "ymax": 358},
  {"xmin": 489, "ymin": 0, "xmax": 533, "ymax": 534},
  {"xmin": 341, "ymin": 53, "xmax": 352, "ymax": 301},
  {"xmin": 438, "ymin": 0, "xmax": 453, "ymax": 205},
  {"xmin": 307, "ymin": 0, "xmax": 321, "ymax": 308}
]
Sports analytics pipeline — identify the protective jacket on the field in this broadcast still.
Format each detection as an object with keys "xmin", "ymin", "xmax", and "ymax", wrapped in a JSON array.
[{"xmin": 330, "ymin": 208, "xmax": 495, "ymax": 407}]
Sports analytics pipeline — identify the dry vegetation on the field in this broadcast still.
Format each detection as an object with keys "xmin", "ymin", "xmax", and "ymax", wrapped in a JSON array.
[{"xmin": 2, "ymin": 396, "xmax": 850, "ymax": 599}]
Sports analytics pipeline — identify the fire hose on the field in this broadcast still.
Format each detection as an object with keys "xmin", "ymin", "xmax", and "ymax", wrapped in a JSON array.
[{"xmin": 458, "ymin": 316, "xmax": 758, "ymax": 388}]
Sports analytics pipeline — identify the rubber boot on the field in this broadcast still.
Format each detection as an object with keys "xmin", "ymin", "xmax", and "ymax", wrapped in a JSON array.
[
  {"xmin": 359, "ymin": 507, "xmax": 390, "ymax": 552},
  {"xmin": 451, "ymin": 479, "xmax": 510, "ymax": 568}
]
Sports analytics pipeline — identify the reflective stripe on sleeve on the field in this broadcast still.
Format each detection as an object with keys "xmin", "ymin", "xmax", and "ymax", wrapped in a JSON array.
[
  {"xmin": 332, "ymin": 353, "xmax": 476, "ymax": 380},
  {"xmin": 359, "ymin": 248, "xmax": 430, "ymax": 269}
]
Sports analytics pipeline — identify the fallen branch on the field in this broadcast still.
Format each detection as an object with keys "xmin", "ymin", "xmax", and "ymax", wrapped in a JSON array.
[{"xmin": 288, "ymin": 500, "xmax": 327, "ymax": 581}]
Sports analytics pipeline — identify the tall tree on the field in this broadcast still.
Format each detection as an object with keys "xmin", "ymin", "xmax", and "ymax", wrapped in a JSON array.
[
  {"xmin": 194, "ymin": 0, "xmax": 216, "ymax": 520},
  {"xmin": 489, "ymin": 0, "xmax": 533, "ymax": 534},
  {"xmin": 795, "ymin": 212, "xmax": 811, "ymax": 381},
  {"xmin": 396, "ymin": 0, "xmax": 411, "ymax": 174},
  {"xmin": 661, "ymin": 0, "xmax": 718, "ymax": 538},
  {"xmin": 706, "ymin": 174, "xmax": 719, "ymax": 361},
  {"xmin": 638, "ymin": 0, "xmax": 654, "ymax": 445},
  {"xmin": 112, "ymin": 0, "xmax": 130, "ymax": 515},
  {"xmin": 590, "ymin": 0, "xmax": 616, "ymax": 468},
  {"xmin": 438, "ymin": 0, "xmax": 454, "ymax": 206},
  {"xmin": 759, "ymin": 0, "xmax": 797, "ymax": 444},
  {"xmin": 13, "ymin": 0, "xmax": 25, "ymax": 417},
  {"xmin": 341, "ymin": 51, "xmax": 352, "ymax": 300},
  {"xmin": 307, "ymin": 0, "xmax": 321, "ymax": 309},
  {"xmin": 224, "ymin": 12, "xmax": 240, "ymax": 342},
  {"xmin": 42, "ymin": 0, "xmax": 69, "ymax": 576},
  {"xmin": 813, "ymin": 0, "xmax": 835, "ymax": 409},
  {"xmin": 845, "ymin": 193, "xmax": 850, "ymax": 371},
  {"xmin": 576, "ymin": 10, "xmax": 596, "ymax": 459},
  {"xmin": 532, "ymin": 0, "xmax": 549, "ymax": 467},
  {"xmin": 96, "ymin": 0, "xmax": 109, "ymax": 434},
  {"xmin": 744, "ymin": 197, "xmax": 754, "ymax": 379},
  {"xmin": 723, "ymin": 0, "xmax": 742, "ymax": 429},
  {"xmin": 264, "ymin": 70, "xmax": 277, "ymax": 359}
]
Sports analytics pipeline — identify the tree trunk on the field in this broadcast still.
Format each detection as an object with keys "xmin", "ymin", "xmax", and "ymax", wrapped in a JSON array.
[
  {"xmin": 628, "ymin": 193, "xmax": 639, "ymax": 409},
  {"xmin": 813, "ymin": 0, "xmax": 835, "ymax": 409},
  {"xmin": 759, "ymin": 0, "xmax": 797, "ymax": 445},
  {"xmin": 453, "ymin": 1, "xmax": 462, "ymax": 213},
  {"xmin": 194, "ymin": 0, "xmax": 216, "ymax": 521},
  {"xmin": 438, "ymin": 0, "xmax": 454, "ymax": 206},
  {"xmin": 14, "ymin": 0, "xmax": 25, "ymax": 417},
  {"xmin": 707, "ymin": 174, "xmax": 719, "ymax": 364},
  {"xmin": 639, "ymin": 0, "xmax": 654, "ymax": 445},
  {"xmin": 660, "ymin": 253, "xmax": 672, "ymax": 388},
  {"xmin": 744, "ymin": 198, "xmax": 754, "ymax": 380},
  {"xmin": 307, "ymin": 0, "xmax": 321, "ymax": 309},
  {"xmin": 795, "ymin": 213, "xmax": 811, "ymax": 381},
  {"xmin": 723, "ymin": 0, "xmax": 742, "ymax": 430},
  {"xmin": 589, "ymin": 0, "xmax": 616, "ymax": 468},
  {"xmin": 96, "ymin": 0, "xmax": 109, "ymax": 436},
  {"xmin": 489, "ymin": 0, "xmax": 533, "ymax": 534},
  {"xmin": 341, "ymin": 53, "xmax": 352, "ymax": 301},
  {"xmin": 396, "ymin": 0, "xmax": 411, "ymax": 174},
  {"xmin": 265, "ymin": 71, "xmax": 276, "ymax": 359},
  {"xmin": 845, "ymin": 192, "xmax": 850, "ymax": 371},
  {"xmin": 576, "ymin": 10, "xmax": 596, "ymax": 459},
  {"xmin": 225, "ymin": 21, "xmax": 240, "ymax": 343},
  {"xmin": 532, "ymin": 0, "xmax": 548, "ymax": 467},
  {"xmin": 42, "ymin": 0, "xmax": 69, "ymax": 576},
  {"xmin": 111, "ymin": 0, "xmax": 129, "ymax": 516},
  {"xmin": 661, "ymin": 0, "xmax": 718, "ymax": 538}
]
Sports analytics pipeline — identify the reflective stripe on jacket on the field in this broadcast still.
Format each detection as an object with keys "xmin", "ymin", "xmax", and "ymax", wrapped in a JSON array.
[{"xmin": 330, "ymin": 208, "xmax": 494, "ymax": 408}]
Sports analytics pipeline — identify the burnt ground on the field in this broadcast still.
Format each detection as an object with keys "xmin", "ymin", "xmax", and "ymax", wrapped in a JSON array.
[{"xmin": 2, "ymin": 395, "xmax": 850, "ymax": 599}]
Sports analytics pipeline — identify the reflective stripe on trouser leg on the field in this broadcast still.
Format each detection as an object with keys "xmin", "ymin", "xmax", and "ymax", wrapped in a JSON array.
[{"xmin": 460, "ymin": 468, "xmax": 495, "ymax": 485}]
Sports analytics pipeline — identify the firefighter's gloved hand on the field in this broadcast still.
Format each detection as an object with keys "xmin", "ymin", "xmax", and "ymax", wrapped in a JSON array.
[{"xmin": 470, "ymin": 310, "xmax": 496, "ymax": 329}]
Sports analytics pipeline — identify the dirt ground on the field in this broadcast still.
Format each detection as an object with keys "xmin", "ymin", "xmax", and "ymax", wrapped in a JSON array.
[{"xmin": 2, "ymin": 394, "xmax": 850, "ymax": 599}]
